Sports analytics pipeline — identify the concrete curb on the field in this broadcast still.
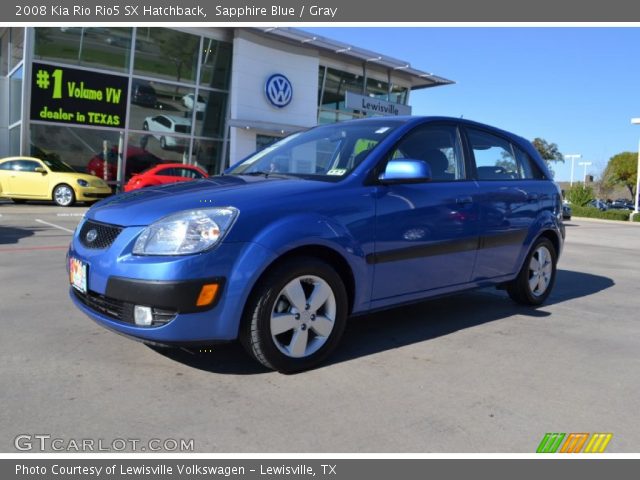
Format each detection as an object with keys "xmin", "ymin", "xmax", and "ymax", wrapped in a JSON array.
[{"xmin": 571, "ymin": 216, "xmax": 640, "ymax": 226}]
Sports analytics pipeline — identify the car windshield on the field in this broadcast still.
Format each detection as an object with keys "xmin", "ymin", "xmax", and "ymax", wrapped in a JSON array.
[
  {"xmin": 227, "ymin": 121, "xmax": 404, "ymax": 181},
  {"xmin": 42, "ymin": 157, "xmax": 76, "ymax": 173}
]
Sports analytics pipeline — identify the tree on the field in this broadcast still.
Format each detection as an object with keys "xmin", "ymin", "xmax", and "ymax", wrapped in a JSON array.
[
  {"xmin": 565, "ymin": 183, "xmax": 594, "ymax": 206},
  {"xmin": 531, "ymin": 138, "xmax": 564, "ymax": 178},
  {"xmin": 603, "ymin": 152, "xmax": 638, "ymax": 198}
]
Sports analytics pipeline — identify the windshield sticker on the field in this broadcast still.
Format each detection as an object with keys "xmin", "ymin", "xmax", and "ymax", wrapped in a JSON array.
[{"xmin": 327, "ymin": 168, "xmax": 347, "ymax": 176}]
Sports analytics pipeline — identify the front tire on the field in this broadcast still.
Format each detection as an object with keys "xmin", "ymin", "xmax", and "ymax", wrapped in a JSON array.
[
  {"xmin": 240, "ymin": 257, "xmax": 348, "ymax": 373},
  {"xmin": 53, "ymin": 184, "xmax": 75, "ymax": 207},
  {"xmin": 507, "ymin": 237, "xmax": 557, "ymax": 306}
]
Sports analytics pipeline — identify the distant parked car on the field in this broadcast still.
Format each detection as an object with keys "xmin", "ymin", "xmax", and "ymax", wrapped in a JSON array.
[
  {"xmin": 588, "ymin": 199, "xmax": 608, "ymax": 211},
  {"xmin": 181, "ymin": 93, "xmax": 206, "ymax": 113},
  {"xmin": 86, "ymin": 146, "xmax": 169, "ymax": 182},
  {"xmin": 609, "ymin": 198, "xmax": 633, "ymax": 210},
  {"xmin": 124, "ymin": 163, "xmax": 208, "ymax": 192},
  {"xmin": 0, "ymin": 156, "xmax": 110, "ymax": 206},
  {"xmin": 142, "ymin": 114, "xmax": 191, "ymax": 150},
  {"xmin": 562, "ymin": 202, "xmax": 572, "ymax": 220},
  {"xmin": 131, "ymin": 83, "xmax": 157, "ymax": 108}
]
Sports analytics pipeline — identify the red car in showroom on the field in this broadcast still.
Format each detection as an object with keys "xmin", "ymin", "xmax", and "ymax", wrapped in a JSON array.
[
  {"xmin": 86, "ymin": 146, "xmax": 169, "ymax": 182},
  {"xmin": 123, "ymin": 163, "xmax": 208, "ymax": 192}
]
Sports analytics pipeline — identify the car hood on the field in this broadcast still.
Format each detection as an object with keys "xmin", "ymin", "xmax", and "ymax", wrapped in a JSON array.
[{"xmin": 88, "ymin": 175, "xmax": 333, "ymax": 227}]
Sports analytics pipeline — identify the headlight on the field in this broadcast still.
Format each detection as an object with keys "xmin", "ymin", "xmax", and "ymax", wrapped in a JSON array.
[
  {"xmin": 133, "ymin": 207, "xmax": 239, "ymax": 255},
  {"xmin": 77, "ymin": 179, "xmax": 89, "ymax": 187}
]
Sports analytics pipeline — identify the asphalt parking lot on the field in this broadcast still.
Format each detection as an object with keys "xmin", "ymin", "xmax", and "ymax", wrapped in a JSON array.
[{"xmin": 1, "ymin": 201, "xmax": 639, "ymax": 453}]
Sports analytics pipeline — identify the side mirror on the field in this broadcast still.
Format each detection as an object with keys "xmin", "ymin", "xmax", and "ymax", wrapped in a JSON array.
[
  {"xmin": 378, "ymin": 159, "xmax": 432, "ymax": 185},
  {"xmin": 34, "ymin": 167, "xmax": 48, "ymax": 175}
]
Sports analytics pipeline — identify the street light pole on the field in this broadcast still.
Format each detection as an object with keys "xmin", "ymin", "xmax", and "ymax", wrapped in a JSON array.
[
  {"xmin": 631, "ymin": 118, "xmax": 640, "ymax": 214},
  {"xmin": 578, "ymin": 161, "xmax": 592, "ymax": 183},
  {"xmin": 565, "ymin": 154, "xmax": 582, "ymax": 186}
]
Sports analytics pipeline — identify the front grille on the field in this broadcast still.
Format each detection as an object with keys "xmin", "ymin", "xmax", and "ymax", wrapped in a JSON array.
[
  {"xmin": 79, "ymin": 220, "xmax": 123, "ymax": 249},
  {"xmin": 73, "ymin": 289, "xmax": 176, "ymax": 326}
]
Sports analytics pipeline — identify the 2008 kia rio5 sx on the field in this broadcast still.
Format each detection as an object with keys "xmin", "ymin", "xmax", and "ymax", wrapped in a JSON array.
[{"xmin": 68, "ymin": 117, "xmax": 564, "ymax": 373}]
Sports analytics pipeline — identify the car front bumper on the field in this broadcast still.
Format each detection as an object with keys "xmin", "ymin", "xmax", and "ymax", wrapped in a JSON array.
[
  {"xmin": 75, "ymin": 186, "xmax": 113, "ymax": 202},
  {"xmin": 68, "ymin": 224, "xmax": 277, "ymax": 344}
]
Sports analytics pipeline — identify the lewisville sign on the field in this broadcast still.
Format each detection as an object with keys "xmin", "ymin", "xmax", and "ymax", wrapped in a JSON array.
[
  {"xmin": 30, "ymin": 62, "xmax": 128, "ymax": 128},
  {"xmin": 345, "ymin": 91, "xmax": 412, "ymax": 116}
]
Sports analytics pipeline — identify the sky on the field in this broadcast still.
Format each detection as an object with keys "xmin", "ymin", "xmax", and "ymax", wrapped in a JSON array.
[{"xmin": 303, "ymin": 27, "xmax": 640, "ymax": 182}]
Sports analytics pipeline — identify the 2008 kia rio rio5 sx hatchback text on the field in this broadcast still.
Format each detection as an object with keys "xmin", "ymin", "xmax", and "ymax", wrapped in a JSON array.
[{"xmin": 68, "ymin": 117, "xmax": 565, "ymax": 373}]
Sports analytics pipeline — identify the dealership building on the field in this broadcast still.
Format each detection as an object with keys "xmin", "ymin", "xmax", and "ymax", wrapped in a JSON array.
[{"xmin": 0, "ymin": 27, "xmax": 453, "ymax": 183}]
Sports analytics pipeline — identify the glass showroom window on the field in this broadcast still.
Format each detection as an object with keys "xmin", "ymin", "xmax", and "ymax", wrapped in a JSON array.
[
  {"xmin": 130, "ymin": 78, "xmax": 196, "ymax": 131},
  {"xmin": 389, "ymin": 84, "xmax": 408, "ymax": 104},
  {"xmin": 134, "ymin": 29, "xmax": 200, "ymax": 84},
  {"xmin": 319, "ymin": 67, "xmax": 365, "ymax": 119},
  {"xmin": 9, "ymin": 27, "xmax": 24, "ymax": 71},
  {"xmin": 34, "ymin": 27, "xmax": 132, "ymax": 73},
  {"xmin": 192, "ymin": 90, "xmax": 227, "ymax": 139},
  {"xmin": 9, "ymin": 65, "xmax": 22, "ymax": 125},
  {"xmin": 192, "ymin": 139, "xmax": 225, "ymax": 174},
  {"xmin": 30, "ymin": 123, "xmax": 122, "ymax": 176},
  {"xmin": 365, "ymin": 76, "xmax": 389, "ymax": 100},
  {"xmin": 1, "ymin": 28, "xmax": 8, "ymax": 76},
  {"xmin": 9, "ymin": 126, "xmax": 20, "ymax": 156},
  {"xmin": 200, "ymin": 38, "xmax": 232, "ymax": 90}
]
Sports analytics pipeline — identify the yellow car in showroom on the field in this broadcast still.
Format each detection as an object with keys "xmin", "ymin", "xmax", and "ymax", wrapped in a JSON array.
[{"xmin": 0, "ymin": 156, "xmax": 112, "ymax": 206}]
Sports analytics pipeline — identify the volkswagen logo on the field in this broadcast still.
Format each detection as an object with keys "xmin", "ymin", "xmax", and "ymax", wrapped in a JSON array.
[
  {"xmin": 85, "ymin": 229, "xmax": 98, "ymax": 243},
  {"xmin": 265, "ymin": 74, "xmax": 293, "ymax": 108}
]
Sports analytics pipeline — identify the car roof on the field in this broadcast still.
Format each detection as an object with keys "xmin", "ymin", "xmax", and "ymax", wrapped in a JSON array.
[
  {"xmin": 152, "ymin": 163, "xmax": 202, "ymax": 170},
  {"xmin": 334, "ymin": 115, "xmax": 530, "ymax": 144},
  {"xmin": 0, "ymin": 156, "xmax": 43, "ymax": 163},
  {"xmin": 156, "ymin": 114, "xmax": 191, "ymax": 125}
]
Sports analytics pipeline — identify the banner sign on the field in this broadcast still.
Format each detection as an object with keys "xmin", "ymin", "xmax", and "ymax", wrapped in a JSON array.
[
  {"xmin": 345, "ymin": 91, "xmax": 412, "ymax": 116},
  {"xmin": 30, "ymin": 62, "xmax": 128, "ymax": 128}
]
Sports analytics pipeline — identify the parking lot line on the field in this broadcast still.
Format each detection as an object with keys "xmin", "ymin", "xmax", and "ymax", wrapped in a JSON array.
[
  {"xmin": 0, "ymin": 245, "xmax": 69, "ymax": 253},
  {"xmin": 35, "ymin": 218, "xmax": 75, "ymax": 234}
]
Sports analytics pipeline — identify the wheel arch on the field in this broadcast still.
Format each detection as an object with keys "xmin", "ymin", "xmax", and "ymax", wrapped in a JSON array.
[
  {"xmin": 536, "ymin": 228, "xmax": 561, "ymax": 258},
  {"xmin": 245, "ymin": 244, "xmax": 357, "ymax": 317}
]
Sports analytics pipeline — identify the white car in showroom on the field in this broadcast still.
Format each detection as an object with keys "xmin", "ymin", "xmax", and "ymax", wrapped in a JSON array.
[
  {"xmin": 142, "ymin": 115, "xmax": 191, "ymax": 150},
  {"xmin": 181, "ymin": 93, "xmax": 206, "ymax": 113}
]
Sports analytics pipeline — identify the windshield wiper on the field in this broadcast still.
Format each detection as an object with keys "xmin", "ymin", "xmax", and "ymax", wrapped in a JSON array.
[{"xmin": 238, "ymin": 171, "xmax": 296, "ymax": 179}]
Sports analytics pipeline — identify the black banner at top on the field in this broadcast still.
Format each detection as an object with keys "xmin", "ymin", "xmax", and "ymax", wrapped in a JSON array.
[
  {"xmin": 30, "ymin": 62, "xmax": 129, "ymax": 128},
  {"xmin": 5, "ymin": 0, "xmax": 640, "ymax": 22}
]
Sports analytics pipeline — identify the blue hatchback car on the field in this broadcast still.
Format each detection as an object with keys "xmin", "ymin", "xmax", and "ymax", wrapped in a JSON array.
[{"xmin": 68, "ymin": 117, "xmax": 564, "ymax": 372}]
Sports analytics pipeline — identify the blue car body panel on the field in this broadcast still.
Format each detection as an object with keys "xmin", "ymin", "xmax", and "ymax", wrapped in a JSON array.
[{"xmin": 68, "ymin": 116, "xmax": 564, "ymax": 346}]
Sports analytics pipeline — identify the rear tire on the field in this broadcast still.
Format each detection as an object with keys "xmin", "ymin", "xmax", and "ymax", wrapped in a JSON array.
[
  {"xmin": 507, "ymin": 237, "xmax": 557, "ymax": 306},
  {"xmin": 240, "ymin": 257, "xmax": 348, "ymax": 373}
]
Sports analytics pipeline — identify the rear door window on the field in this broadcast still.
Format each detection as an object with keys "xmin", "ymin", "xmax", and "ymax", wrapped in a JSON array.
[{"xmin": 467, "ymin": 129, "xmax": 520, "ymax": 180}]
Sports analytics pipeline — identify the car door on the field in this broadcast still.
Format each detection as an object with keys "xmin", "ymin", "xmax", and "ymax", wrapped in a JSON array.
[
  {"xmin": 8, "ymin": 159, "xmax": 50, "ymax": 198},
  {"xmin": 371, "ymin": 123, "xmax": 480, "ymax": 300},
  {"xmin": 0, "ymin": 161, "xmax": 15, "ymax": 195},
  {"xmin": 464, "ymin": 127, "xmax": 541, "ymax": 280}
]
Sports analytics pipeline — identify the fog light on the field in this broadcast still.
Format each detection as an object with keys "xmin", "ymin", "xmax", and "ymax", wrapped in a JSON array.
[{"xmin": 134, "ymin": 305, "xmax": 153, "ymax": 326}]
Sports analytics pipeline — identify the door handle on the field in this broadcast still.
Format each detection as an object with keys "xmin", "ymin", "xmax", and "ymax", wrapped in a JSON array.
[
  {"xmin": 527, "ymin": 193, "xmax": 539, "ymax": 202},
  {"xmin": 456, "ymin": 196, "xmax": 473, "ymax": 205}
]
